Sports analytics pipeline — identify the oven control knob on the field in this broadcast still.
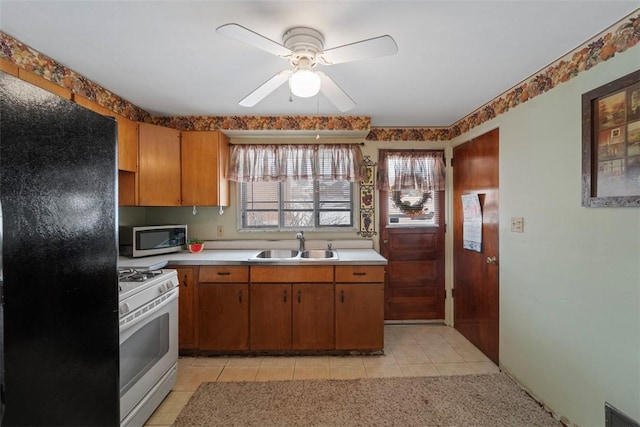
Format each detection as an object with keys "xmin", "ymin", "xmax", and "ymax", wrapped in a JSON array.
[
  {"xmin": 158, "ymin": 283, "xmax": 167, "ymax": 294},
  {"xmin": 119, "ymin": 302, "xmax": 130, "ymax": 315}
]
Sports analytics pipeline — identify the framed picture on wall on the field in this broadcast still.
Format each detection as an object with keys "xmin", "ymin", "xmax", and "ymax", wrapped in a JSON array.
[{"xmin": 582, "ymin": 70, "xmax": 640, "ymax": 207}]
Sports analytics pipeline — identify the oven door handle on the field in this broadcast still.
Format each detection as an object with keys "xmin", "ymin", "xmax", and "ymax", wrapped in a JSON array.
[{"xmin": 120, "ymin": 289, "xmax": 178, "ymax": 334}]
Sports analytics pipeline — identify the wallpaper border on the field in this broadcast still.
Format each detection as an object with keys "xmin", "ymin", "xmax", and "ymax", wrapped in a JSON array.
[{"xmin": 1, "ymin": 10, "xmax": 637, "ymax": 141}]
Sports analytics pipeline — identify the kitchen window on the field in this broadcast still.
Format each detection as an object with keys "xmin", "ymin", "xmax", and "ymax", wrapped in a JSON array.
[
  {"xmin": 229, "ymin": 143, "xmax": 365, "ymax": 231},
  {"xmin": 240, "ymin": 179, "xmax": 354, "ymax": 230}
]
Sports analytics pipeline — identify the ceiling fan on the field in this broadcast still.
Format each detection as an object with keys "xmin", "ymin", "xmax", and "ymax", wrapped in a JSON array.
[{"xmin": 216, "ymin": 23, "xmax": 398, "ymax": 112}]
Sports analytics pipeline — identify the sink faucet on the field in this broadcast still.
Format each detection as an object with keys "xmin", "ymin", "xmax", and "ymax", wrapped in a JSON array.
[{"xmin": 296, "ymin": 231, "xmax": 305, "ymax": 251}]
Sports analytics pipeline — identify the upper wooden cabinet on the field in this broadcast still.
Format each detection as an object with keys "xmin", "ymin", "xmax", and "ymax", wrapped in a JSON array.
[
  {"xmin": 0, "ymin": 59, "xmax": 19, "ymax": 77},
  {"xmin": 138, "ymin": 122, "xmax": 181, "ymax": 206},
  {"xmin": 73, "ymin": 95, "xmax": 138, "ymax": 173},
  {"xmin": 116, "ymin": 117, "xmax": 138, "ymax": 173},
  {"xmin": 181, "ymin": 131, "xmax": 230, "ymax": 207}
]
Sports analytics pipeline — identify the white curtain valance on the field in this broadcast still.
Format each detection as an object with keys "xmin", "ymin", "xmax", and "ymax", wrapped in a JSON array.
[
  {"xmin": 228, "ymin": 144, "xmax": 366, "ymax": 182},
  {"xmin": 377, "ymin": 151, "xmax": 445, "ymax": 192}
]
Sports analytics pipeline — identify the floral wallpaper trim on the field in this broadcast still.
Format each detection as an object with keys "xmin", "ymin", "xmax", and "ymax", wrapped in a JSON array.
[
  {"xmin": 1, "ymin": 11, "xmax": 638, "ymax": 140},
  {"xmin": 366, "ymin": 127, "xmax": 450, "ymax": 142},
  {"xmin": 0, "ymin": 32, "xmax": 152, "ymax": 123},
  {"xmin": 150, "ymin": 115, "xmax": 371, "ymax": 132},
  {"xmin": 449, "ymin": 12, "xmax": 640, "ymax": 138}
]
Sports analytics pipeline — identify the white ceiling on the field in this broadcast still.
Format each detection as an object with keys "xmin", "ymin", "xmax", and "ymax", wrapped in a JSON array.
[{"xmin": 1, "ymin": 1, "xmax": 638, "ymax": 127}]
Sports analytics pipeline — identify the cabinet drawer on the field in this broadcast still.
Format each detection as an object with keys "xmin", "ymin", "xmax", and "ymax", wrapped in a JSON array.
[
  {"xmin": 335, "ymin": 266, "xmax": 385, "ymax": 283},
  {"xmin": 199, "ymin": 265, "xmax": 249, "ymax": 283},
  {"xmin": 250, "ymin": 265, "xmax": 333, "ymax": 283}
]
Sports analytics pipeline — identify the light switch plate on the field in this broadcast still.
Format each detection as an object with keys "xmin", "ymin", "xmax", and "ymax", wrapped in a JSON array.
[{"xmin": 511, "ymin": 216, "xmax": 524, "ymax": 233}]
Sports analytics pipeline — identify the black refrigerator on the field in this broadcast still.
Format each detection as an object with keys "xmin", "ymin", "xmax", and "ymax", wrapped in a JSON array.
[{"xmin": 0, "ymin": 71, "xmax": 120, "ymax": 426}]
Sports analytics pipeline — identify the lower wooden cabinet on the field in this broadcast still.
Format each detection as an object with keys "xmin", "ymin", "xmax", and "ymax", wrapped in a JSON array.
[
  {"xmin": 250, "ymin": 282, "xmax": 335, "ymax": 351},
  {"xmin": 249, "ymin": 266, "xmax": 335, "ymax": 352},
  {"xmin": 335, "ymin": 283, "xmax": 384, "ymax": 350},
  {"xmin": 250, "ymin": 284, "xmax": 292, "ymax": 350},
  {"xmin": 169, "ymin": 265, "xmax": 196, "ymax": 350},
  {"xmin": 292, "ymin": 283, "xmax": 334, "ymax": 350},
  {"xmin": 177, "ymin": 264, "xmax": 384, "ymax": 354},
  {"xmin": 198, "ymin": 266, "xmax": 249, "ymax": 352},
  {"xmin": 335, "ymin": 266, "xmax": 385, "ymax": 351}
]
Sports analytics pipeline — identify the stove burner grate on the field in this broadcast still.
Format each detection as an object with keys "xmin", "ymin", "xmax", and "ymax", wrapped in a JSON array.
[{"xmin": 118, "ymin": 268, "xmax": 164, "ymax": 283}]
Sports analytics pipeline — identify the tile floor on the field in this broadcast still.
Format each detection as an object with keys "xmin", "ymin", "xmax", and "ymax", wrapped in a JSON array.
[{"xmin": 144, "ymin": 323, "xmax": 500, "ymax": 426}]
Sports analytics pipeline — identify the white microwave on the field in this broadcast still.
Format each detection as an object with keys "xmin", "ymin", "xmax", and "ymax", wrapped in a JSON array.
[{"xmin": 119, "ymin": 225, "xmax": 187, "ymax": 258}]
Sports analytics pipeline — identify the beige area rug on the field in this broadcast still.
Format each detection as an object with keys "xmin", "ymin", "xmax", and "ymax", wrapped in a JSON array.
[{"xmin": 173, "ymin": 373, "xmax": 561, "ymax": 426}]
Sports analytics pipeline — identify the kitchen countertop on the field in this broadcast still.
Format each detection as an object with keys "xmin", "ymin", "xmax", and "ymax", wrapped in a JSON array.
[{"xmin": 118, "ymin": 248, "xmax": 387, "ymax": 270}]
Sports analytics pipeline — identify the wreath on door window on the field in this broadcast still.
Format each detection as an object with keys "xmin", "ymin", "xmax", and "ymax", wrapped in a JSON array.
[{"xmin": 391, "ymin": 190, "xmax": 432, "ymax": 216}]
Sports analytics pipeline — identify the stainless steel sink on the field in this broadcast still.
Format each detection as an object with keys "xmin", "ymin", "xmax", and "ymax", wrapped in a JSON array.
[
  {"xmin": 253, "ymin": 249, "xmax": 299, "ymax": 259},
  {"xmin": 250, "ymin": 249, "xmax": 338, "ymax": 261},
  {"xmin": 300, "ymin": 250, "xmax": 337, "ymax": 259}
]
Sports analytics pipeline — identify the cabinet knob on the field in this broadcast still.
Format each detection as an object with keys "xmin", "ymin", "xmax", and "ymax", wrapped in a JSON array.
[
  {"xmin": 238, "ymin": 290, "xmax": 243, "ymax": 303},
  {"xmin": 283, "ymin": 289, "xmax": 288, "ymax": 303},
  {"xmin": 297, "ymin": 290, "xmax": 301, "ymax": 303},
  {"xmin": 182, "ymin": 274, "xmax": 188, "ymax": 287},
  {"xmin": 340, "ymin": 289, "xmax": 345, "ymax": 303}
]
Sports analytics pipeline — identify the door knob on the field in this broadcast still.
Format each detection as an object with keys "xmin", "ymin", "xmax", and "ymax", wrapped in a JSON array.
[{"xmin": 486, "ymin": 256, "xmax": 498, "ymax": 265}]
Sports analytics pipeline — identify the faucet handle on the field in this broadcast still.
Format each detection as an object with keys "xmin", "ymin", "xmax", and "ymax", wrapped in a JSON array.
[{"xmin": 327, "ymin": 243, "xmax": 332, "ymax": 250}]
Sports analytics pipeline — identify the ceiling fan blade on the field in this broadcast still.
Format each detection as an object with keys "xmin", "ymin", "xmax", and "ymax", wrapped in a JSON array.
[
  {"xmin": 317, "ymin": 71, "xmax": 356, "ymax": 112},
  {"xmin": 216, "ymin": 23, "xmax": 291, "ymax": 57},
  {"xmin": 320, "ymin": 35, "xmax": 398, "ymax": 65},
  {"xmin": 239, "ymin": 70, "xmax": 292, "ymax": 107}
]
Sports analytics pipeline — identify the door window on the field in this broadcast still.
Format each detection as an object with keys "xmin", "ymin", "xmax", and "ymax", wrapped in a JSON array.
[{"xmin": 378, "ymin": 150, "xmax": 445, "ymax": 227}]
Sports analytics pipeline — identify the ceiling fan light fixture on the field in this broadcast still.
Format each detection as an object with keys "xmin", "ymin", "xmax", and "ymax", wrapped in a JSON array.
[{"xmin": 289, "ymin": 68, "xmax": 321, "ymax": 98}]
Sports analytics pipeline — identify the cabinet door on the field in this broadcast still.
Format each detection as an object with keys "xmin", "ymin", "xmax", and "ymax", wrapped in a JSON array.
[
  {"xmin": 138, "ymin": 122, "xmax": 181, "ymax": 206},
  {"xmin": 292, "ymin": 284, "xmax": 334, "ymax": 350},
  {"xmin": 335, "ymin": 283, "xmax": 384, "ymax": 350},
  {"xmin": 117, "ymin": 117, "xmax": 138, "ymax": 173},
  {"xmin": 170, "ymin": 266, "xmax": 196, "ymax": 350},
  {"xmin": 250, "ymin": 284, "xmax": 292, "ymax": 351},
  {"xmin": 198, "ymin": 283, "xmax": 249, "ymax": 351},
  {"xmin": 181, "ymin": 131, "xmax": 230, "ymax": 206},
  {"xmin": 73, "ymin": 94, "xmax": 138, "ymax": 173}
]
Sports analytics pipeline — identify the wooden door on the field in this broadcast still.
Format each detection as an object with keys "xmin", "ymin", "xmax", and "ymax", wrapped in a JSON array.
[
  {"xmin": 250, "ymin": 284, "xmax": 292, "ymax": 350},
  {"xmin": 292, "ymin": 284, "xmax": 334, "ymax": 350},
  {"xmin": 381, "ymin": 225, "xmax": 445, "ymax": 319},
  {"xmin": 198, "ymin": 283, "xmax": 249, "ymax": 351},
  {"xmin": 379, "ymin": 149, "xmax": 446, "ymax": 320},
  {"xmin": 453, "ymin": 128, "xmax": 500, "ymax": 364},
  {"xmin": 335, "ymin": 283, "xmax": 384, "ymax": 350},
  {"xmin": 171, "ymin": 266, "xmax": 195, "ymax": 350}
]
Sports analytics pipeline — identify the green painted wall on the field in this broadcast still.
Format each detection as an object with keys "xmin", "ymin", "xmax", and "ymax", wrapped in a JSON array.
[{"xmin": 450, "ymin": 44, "xmax": 640, "ymax": 426}]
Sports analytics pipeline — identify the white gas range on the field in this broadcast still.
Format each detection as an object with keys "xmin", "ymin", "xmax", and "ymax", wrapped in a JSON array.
[{"xmin": 118, "ymin": 268, "xmax": 179, "ymax": 427}]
